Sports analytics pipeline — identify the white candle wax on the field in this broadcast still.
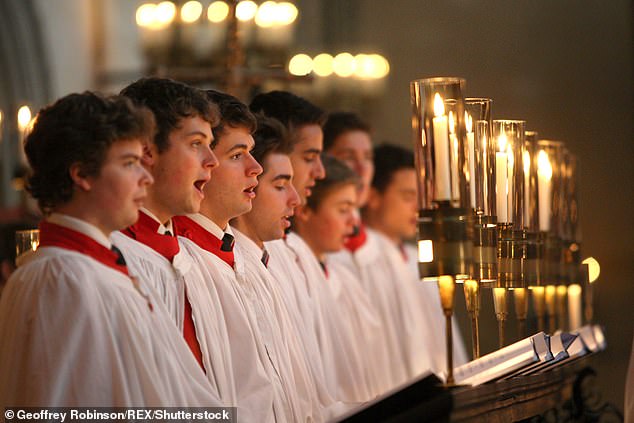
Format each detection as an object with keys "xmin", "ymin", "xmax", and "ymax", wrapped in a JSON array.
[
  {"xmin": 568, "ymin": 284, "xmax": 582, "ymax": 330},
  {"xmin": 523, "ymin": 151, "xmax": 531, "ymax": 225},
  {"xmin": 450, "ymin": 131, "xmax": 460, "ymax": 202},
  {"xmin": 433, "ymin": 114, "xmax": 451, "ymax": 201},
  {"xmin": 495, "ymin": 152, "xmax": 508, "ymax": 222},
  {"xmin": 468, "ymin": 131, "xmax": 476, "ymax": 208},
  {"xmin": 537, "ymin": 150, "xmax": 552, "ymax": 231},
  {"xmin": 506, "ymin": 146, "xmax": 514, "ymax": 223}
]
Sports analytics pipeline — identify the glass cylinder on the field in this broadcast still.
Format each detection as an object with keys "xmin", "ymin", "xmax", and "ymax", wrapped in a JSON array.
[
  {"xmin": 561, "ymin": 150, "xmax": 581, "ymax": 284},
  {"xmin": 465, "ymin": 98, "xmax": 496, "ymax": 286},
  {"xmin": 411, "ymin": 77, "xmax": 472, "ymax": 281},
  {"xmin": 536, "ymin": 140, "xmax": 564, "ymax": 285},
  {"xmin": 492, "ymin": 120, "xmax": 526, "ymax": 289},
  {"xmin": 524, "ymin": 131, "xmax": 544, "ymax": 287}
]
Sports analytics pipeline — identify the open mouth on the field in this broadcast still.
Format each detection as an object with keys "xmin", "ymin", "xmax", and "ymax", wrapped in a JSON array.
[
  {"xmin": 281, "ymin": 215, "xmax": 293, "ymax": 228},
  {"xmin": 193, "ymin": 179, "xmax": 206, "ymax": 195},
  {"xmin": 243, "ymin": 185, "xmax": 257, "ymax": 199}
]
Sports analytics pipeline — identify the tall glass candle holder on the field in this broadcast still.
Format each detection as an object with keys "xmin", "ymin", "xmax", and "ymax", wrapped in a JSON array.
[
  {"xmin": 536, "ymin": 140, "xmax": 564, "ymax": 286},
  {"xmin": 492, "ymin": 120, "xmax": 527, "ymax": 290},
  {"xmin": 466, "ymin": 98, "xmax": 497, "ymax": 287},
  {"xmin": 561, "ymin": 150, "xmax": 581, "ymax": 285},
  {"xmin": 411, "ymin": 77, "xmax": 472, "ymax": 282}
]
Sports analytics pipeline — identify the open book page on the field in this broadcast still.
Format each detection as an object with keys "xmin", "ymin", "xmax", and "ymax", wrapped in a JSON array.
[{"xmin": 454, "ymin": 332, "xmax": 547, "ymax": 386}]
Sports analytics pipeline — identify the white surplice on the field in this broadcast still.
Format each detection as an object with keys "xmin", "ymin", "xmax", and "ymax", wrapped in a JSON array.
[
  {"xmin": 328, "ymin": 228, "xmax": 435, "ymax": 388},
  {"xmin": 110, "ymin": 229, "xmax": 240, "ymax": 406},
  {"xmin": 234, "ymin": 228, "xmax": 331, "ymax": 422},
  {"xmin": 0, "ymin": 218, "xmax": 222, "ymax": 407},
  {"xmin": 403, "ymin": 241, "xmax": 469, "ymax": 369},
  {"xmin": 325, "ymin": 258, "xmax": 390, "ymax": 398},
  {"xmin": 176, "ymin": 214, "xmax": 284, "ymax": 423},
  {"xmin": 274, "ymin": 233, "xmax": 376, "ymax": 403}
]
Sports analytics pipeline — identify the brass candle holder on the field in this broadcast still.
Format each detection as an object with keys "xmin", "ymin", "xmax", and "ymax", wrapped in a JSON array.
[
  {"xmin": 545, "ymin": 285, "xmax": 557, "ymax": 333},
  {"xmin": 438, "ymin": 275, "xmax": 456, "ymax": 385},
  {"xmin": 531, "ymin": 286, "xmax": 546, "ymax": 332},
  {"xmin": 492, "ymin": 287, "xmax": 508, "ymax": 348},
  {"xmin": 463, "ymin": 279, "xmax": 480, "ymax": 359},
  {"xmin": 513, "ymin": 288, "xmax": 528, "ymax": 339}
]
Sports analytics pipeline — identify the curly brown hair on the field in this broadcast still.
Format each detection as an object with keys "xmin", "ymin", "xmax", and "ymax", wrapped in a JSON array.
[{"xmin": 24, "ymin": 91, "xmax": 156, "ymax": 215}]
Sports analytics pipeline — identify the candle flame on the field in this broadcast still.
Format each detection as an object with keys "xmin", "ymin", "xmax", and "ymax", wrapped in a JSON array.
[
  {"xmin": 465, "ymin": 112, "xmax": 473, "ymax": 133},
  {"xmin": 17, "ymin": 105, "xmax": 32, "ymax": 131},
  {"xmin": 31, "ymin": 240, "xmax": 38, "ymax": 251},
  {"xmin": 537, "ymin": 150, "xmax": 552, "ymax": 180},
  {"xmin": 568, "ymin": 284, "xmax": 582, "ymax": 296},
  {"xmin": 433, "ymin": 93, "xmax": 445, "ymax": 117},
  {"xmin": 497, "ymin": 132, "xmax": 507, "ymax": 152},
  {"xmin": 523, "ymin": 150, "xmax": 530, "ymax": 175},
  {"xmin": 448, "ymin": 111, "xmax": 455, "ymax": 133}
]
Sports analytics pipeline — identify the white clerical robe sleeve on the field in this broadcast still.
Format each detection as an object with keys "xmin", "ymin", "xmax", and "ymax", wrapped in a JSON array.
[{"xmin": 0, "ymin": 248, "xmax": 222, "ymax": 407}]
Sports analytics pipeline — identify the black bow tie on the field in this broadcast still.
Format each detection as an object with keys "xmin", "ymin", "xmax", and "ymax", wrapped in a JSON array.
[
  {"xmin": 111, "ymin": 245, "xmax": 127, "ymax": 266},
  {"xmin": 221, "ymin": 233, "xmax": 235, "ymax": 252}
]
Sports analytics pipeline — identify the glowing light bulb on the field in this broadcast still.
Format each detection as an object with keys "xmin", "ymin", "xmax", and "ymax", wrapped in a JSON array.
[
  {"xmin": 255, "ymin": 1, "xmax": 276, "ymax": 27},
  {"xmin": 313, "ymin": 53, "xmax": 334, "ymax": 77},
  {"xmin": 136, "ymin": 3, "xmax": 156, "ymax": 27},
  {"xmin": 208, "ymin": 1, "xmax": 229, "ymax": 22},
  {"xmin": 235, "ymin": 0, "xmax": 257, "ymax": 21},
  {"xmin": 288, "ymin": 54, "xmax": 313, "ymax": 76},
  {"xmin": 181, "ymin": 1, "xmax": 203, "ymax": 23},
  {"xmin": 333, "ymin": 52, "xmax": 355, "ymax": 77},
  {"xmin": 17, "ymin": 105, "xmax": 32, "ymax": 131}
]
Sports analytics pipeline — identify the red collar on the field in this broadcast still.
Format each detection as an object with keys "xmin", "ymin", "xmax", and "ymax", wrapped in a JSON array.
[
  {"xmin": 122, "ymin": 211, "xmax": 180, "ymax": 262},
  {"xmin": 173, "ymin": 216, "xmax": 235, "ymax": 268},
  {"xmin": 39, "ymin": 220, "xmax": 128, "ymax": 276},
  {"xmin": 344, "ymin": 223, "xmax": 367, "ymax": 253}
]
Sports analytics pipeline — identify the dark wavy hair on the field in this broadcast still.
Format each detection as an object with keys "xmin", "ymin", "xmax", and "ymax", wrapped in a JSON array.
[
  {"xmin": 24, "ymin": 91, "xmax": 156, "ymax": 215},
  {"xmin": 249, "ymin": 91, "xmax": 325, "ymax": 145},
  {"xmin": 306, "ymin": 154, "xmax": 358, "ymax": 211},
  {"xmin": 251, "ymin": 114, "xmax": 293, "ymax": 169},
  {"xmin": 323, "ymin": 111, "xmax": 371, "ymax": 151},
  {"xmin": 372, "ymin": 143, "xmax": 415, "ymax": 193},
  {"xmin": 120, "ymin": 77, "xmax": 218, "ymax": 153},
  {"xmin": 205, "ymin": 90, "xmax": 256, "ymax": 145}
]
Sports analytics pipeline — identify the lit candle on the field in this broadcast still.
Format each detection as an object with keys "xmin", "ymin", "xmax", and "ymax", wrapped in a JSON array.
[
  {"xmin": 437, "ymin": 275, "xmax": 455, "ymax": 312},
  {"xmin": 466, "ymin": 113, "xmax": 476, "ymax": 208},
  {"xmin": 523, "ymin": 150, "xmax": 531, "ymax": 225},
  {"xmin": 567, "ymin": 284, "xmax": 582, "ymax": 330},
  {"xmin": 432, "ymin": 93, "xmax": 451, "ymax": 201},
  {"xmin": 537, "ymin": 150, "xmax": 552, "ymax": 232},
  {"xmin": 17, "ymin": 105, "xmax": 32, "ymax": 166},
  {"xmin": 449, "ymin": 111, "xmax": 460, "ymax": 202},
  {"xmin": 495, "ymin": 133, "xmax": 508, "ymax": 222}
]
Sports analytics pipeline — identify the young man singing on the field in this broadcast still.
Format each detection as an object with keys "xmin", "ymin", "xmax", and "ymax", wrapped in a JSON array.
[
  {"xmin": 0, "ymin": 92, "xmax": 222, "ymax": 406},
  {"xmin": 111, "ymin": 78, "xmax": 241, "ymax": 407}
]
